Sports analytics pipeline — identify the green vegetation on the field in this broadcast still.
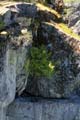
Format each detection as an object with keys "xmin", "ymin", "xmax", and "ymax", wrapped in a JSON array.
[
  {"xmin": 0, "ymin": 20, "xmax": 5, "ymax": 30},
  {"xmin": 64, "ymin": 0, "xmax": 79, "ymax": 3},
  {"xmin": 24, "ymin": 45, "xmax": 55, "ymax": 78},
  {"xmin": 24, "ymin": 59, "xmax": 30, "ymax": 75}
]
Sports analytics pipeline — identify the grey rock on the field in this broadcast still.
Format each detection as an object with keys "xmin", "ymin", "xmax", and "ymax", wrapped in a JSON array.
[
  {"xmin": 26, "ymin": 22, "xmax": 80, "ymax": 98},
  {"xmin": 0, "ymin": 3, "xmax": 33, "ymax": 108},
  {"xmin": 16, "ymin": 3, "xmax": 37, "ymax": 17},
  {"xmin": 66, "ymin": 4, "xmax": 80, "ymax": 35},
  {"xmin": 0, "ymin": 33, "xmax": 32, "ymax": 119},
  {"xmin": 66, "ymin": 3, "xmax": 80, "ymax": 30},
  {"xmin": 8, "ymin": 20, "xmax": 33, "ymax": 95},
  {"xmin": 0, "ymin": 2, "xmax": 80, "ymax": 120},
  {"xmin": 6, "ymin": 97, "xmax": 80, "ymax": 120},
  {"xmin": 0, "ymin": 7, "xmax": 11, "ymax": 26},
  {"xmin": 0, "ymin": 8, "xmax": 32, "ymax": 119},
  {"xmin": 64, "ymin": 0, "xmax": 80, "ymax": 7},
  {"xmin": 68, "ymin": 11, "xmax": 80, "ymax": 27},
  {"xmin": 71, "ymin": 20, "xmax": 80, "ymax": 35},
  {"xmin": 0, "ymin": 2, "xmax": 37, "ymax": 29}
]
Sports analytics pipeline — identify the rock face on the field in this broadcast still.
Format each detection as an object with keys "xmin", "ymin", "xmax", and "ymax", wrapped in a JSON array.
[
  {"xmin": 0, "ymin": 1, "xmax": 80, "ymax": 98},
  {"xmin": 7, "ymin": 97, "xmax": 80, "ymax": 120},
  {"xmin": 26, "ymin": 21, "xmax": 80, "ymax": 98},
  {"xmin": 0, "ymin": 2, "xmax": 37, "ymax": 27},
  {"xmin": 0, "ymin": 30, "xmax": 32, "ymax": 120},
  {"xmin": 0, "ymin": 1, "xmax": 80, "ymax": 120},
  {"xmin": 0, "ymin": 2, "xmax": 33, "ymax": 120},
  {"xmin": 64, "ymin": 0, "xmax": 80, "ymax": 7},
  {"xmin": 68, "ymin": 4, "xmax": 80, "ymax": 35},
  {"xmin": 0, "ymin": 28, "xmax": 32, "ymax": 120},
  {"xmin": 67, "ymin": 3, "xmax": 80, "ymax": 27},
  {"xmin": 65, "ymin": 1, "xmax": 80, "ymax": 35}
]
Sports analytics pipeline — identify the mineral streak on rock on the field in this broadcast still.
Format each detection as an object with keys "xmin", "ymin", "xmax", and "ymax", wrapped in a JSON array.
[
  {"xmin": 44, "ymin": 22, "xmax": 80, "ymax": 54},
  {"xmin": 36, "ymin": 3, "xmax": 61, "ymax": 18}
]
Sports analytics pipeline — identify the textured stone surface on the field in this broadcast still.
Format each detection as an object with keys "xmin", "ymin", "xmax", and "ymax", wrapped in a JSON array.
[
  {"xmin": 8, "ymin": 18, "xmax": 33, "ymax": 95},
  {"xmin": 65, "ymin": 1, "xmax": 80, "ymax": 29},
  {"xmin": 0, "ymin": 7, "xmax": 11, "ymax": 26},
  {"xmin": 0, "ymin": 5, "xmax": 33, "ymax": 119},
  {"xmin": 0, "ymin": 2, "xmax": 80, "ymax": 120},
  {"xmin": 0, "ymin": 2, "xmax": 37, "ymax": 28},
  {"xmin": 26, "ymin": 22, "xmax": 80, "ymax": 98},
  {"xmin": 0, "ymin": 0, "xmax": 80, "ymax": 99},
  {"xmin": 7, "ymin": 97, "xmax": 80, "ymax": 120},
  {"xmin": 0, "ymin": 29, "xmax": 32, "ymax": 119},
  {"xmin": 68, "ymin": 4, "xmax": 80, "ymax": 35},
  {"xmin": 68, "ymin": 11, "xmax": 80, "ymax": 27}
]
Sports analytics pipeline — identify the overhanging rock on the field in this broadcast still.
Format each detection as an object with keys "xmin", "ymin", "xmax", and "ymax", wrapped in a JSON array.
[{"xmin": 26, "ymin": 21, "xmax": 80, "ymax": 98}]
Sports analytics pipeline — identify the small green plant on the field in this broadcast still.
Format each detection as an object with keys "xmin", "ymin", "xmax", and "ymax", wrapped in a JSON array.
[
  {"xmin": 0, "ymin": 20, "xmax": 5, "ymax": 30},
  {"xmin": 24, "ymin": 45, "xmax": 55, "ymax": 78}
]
